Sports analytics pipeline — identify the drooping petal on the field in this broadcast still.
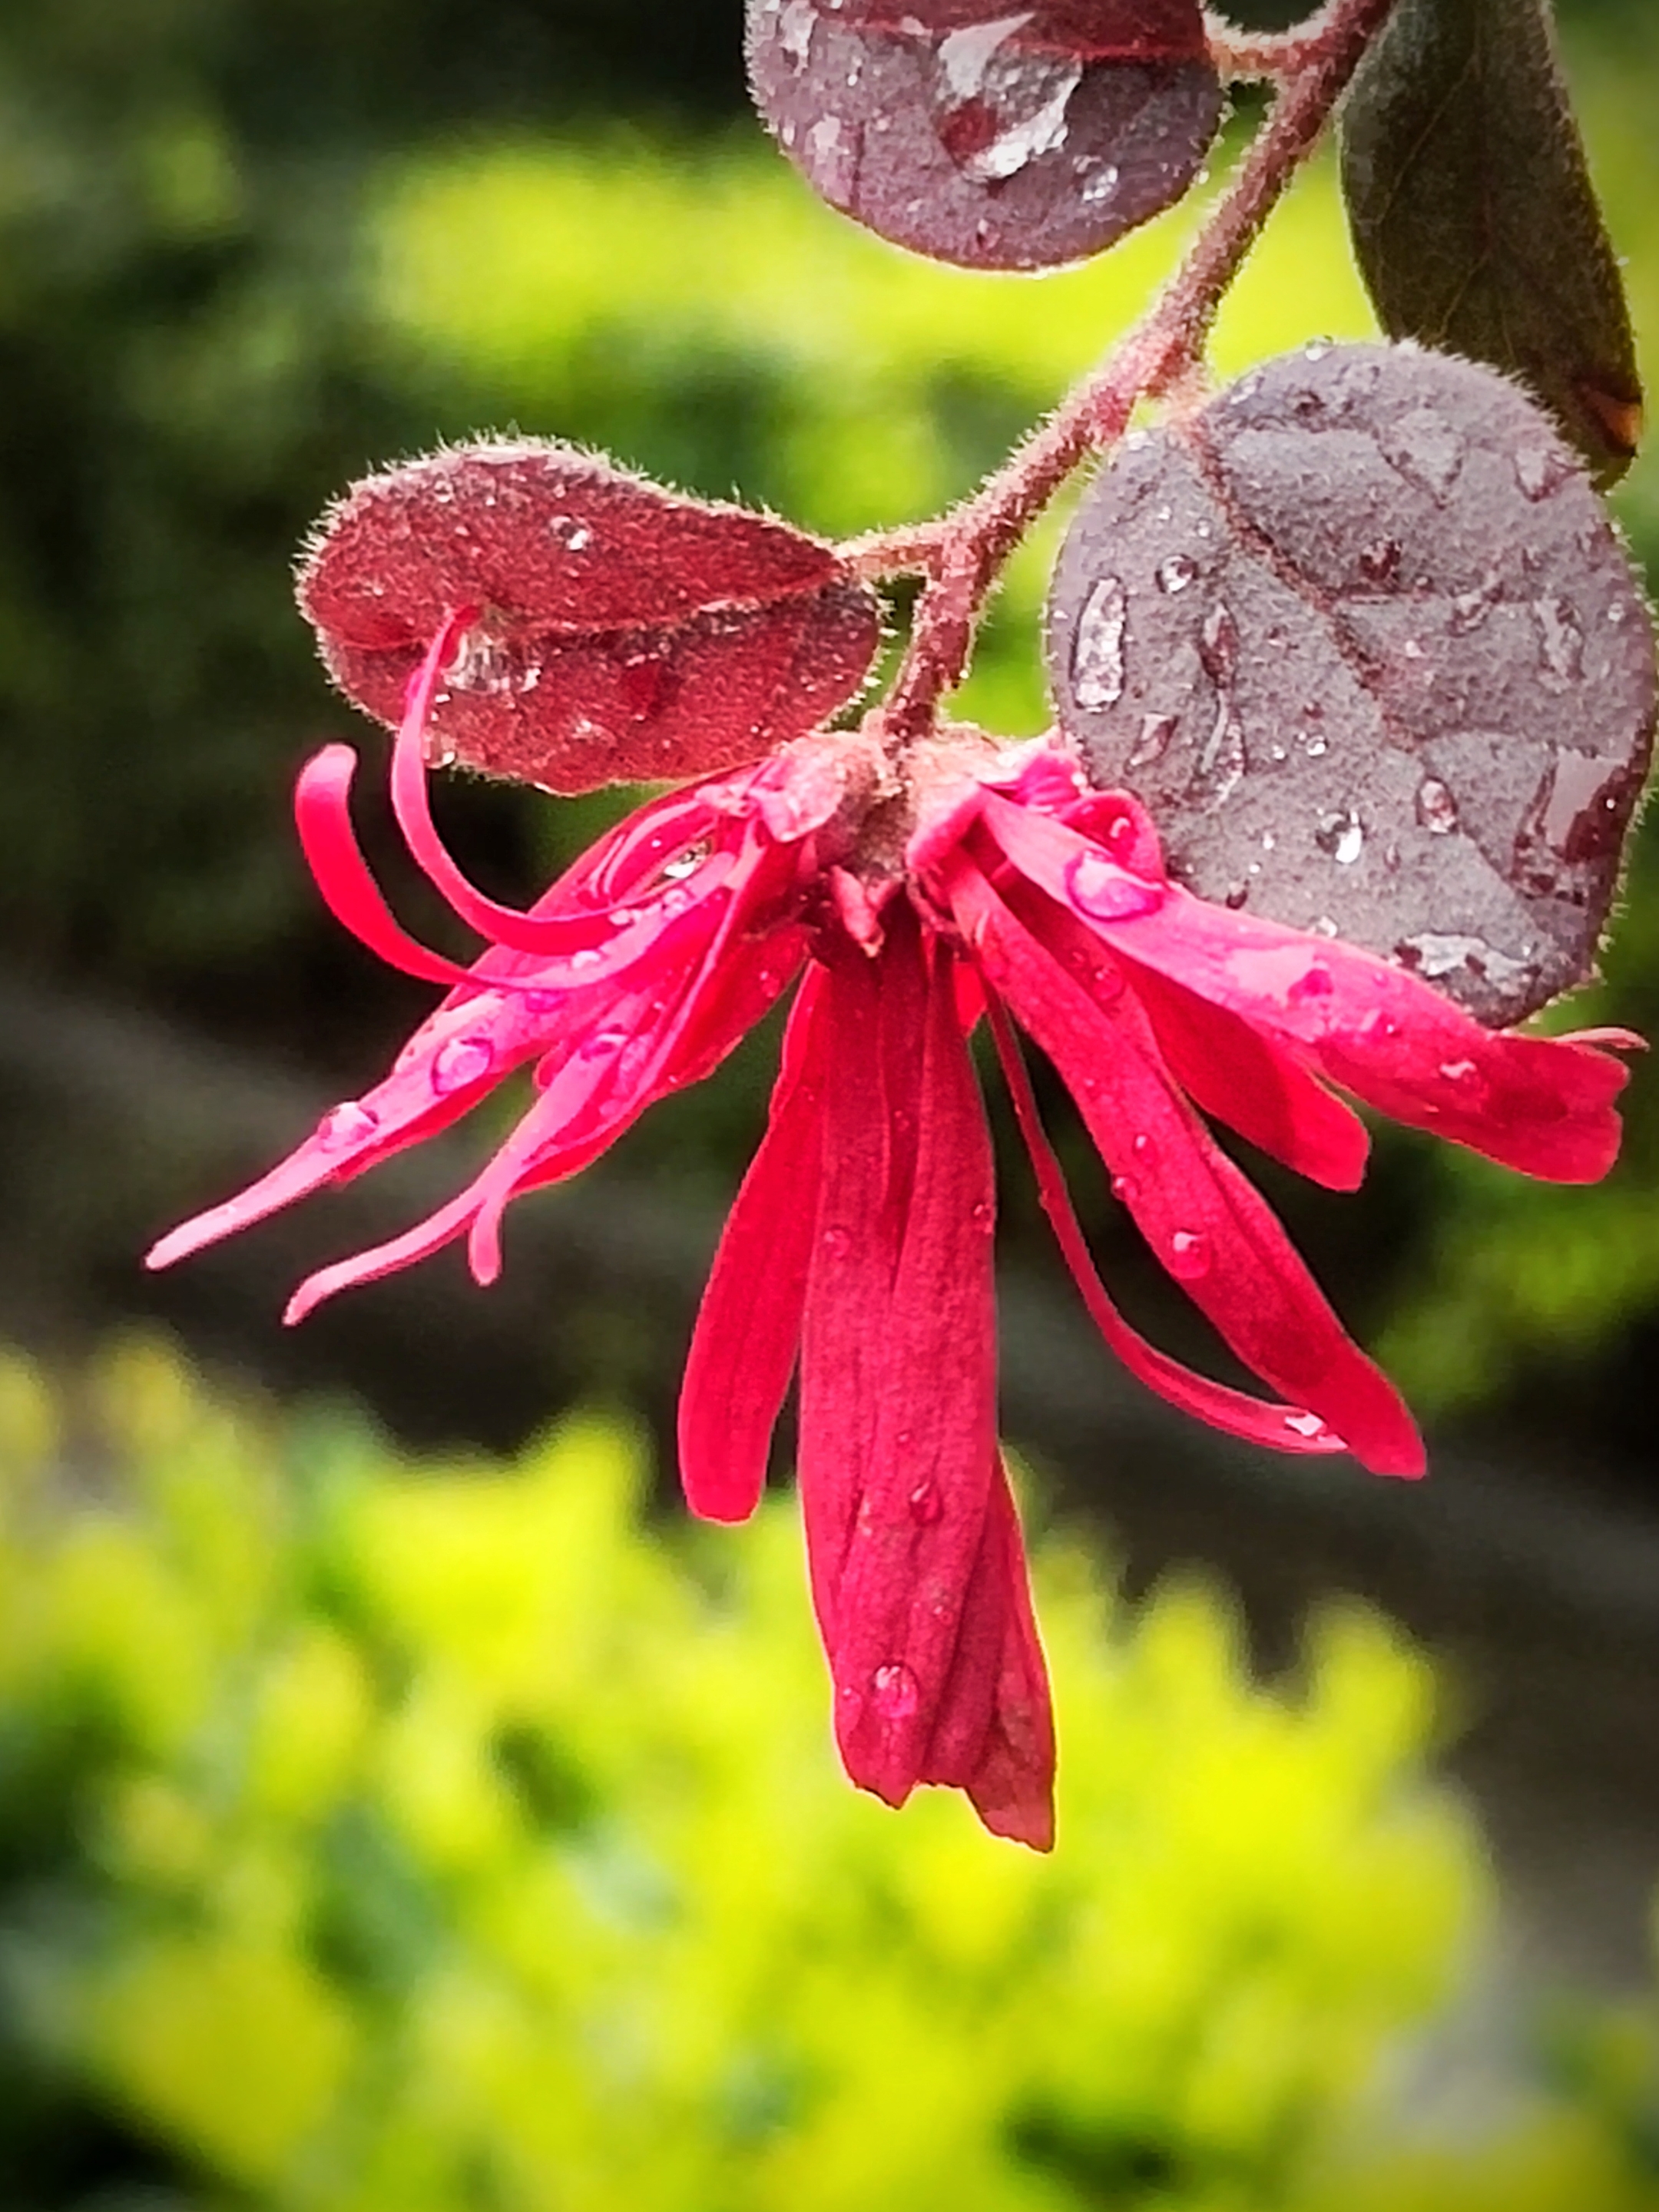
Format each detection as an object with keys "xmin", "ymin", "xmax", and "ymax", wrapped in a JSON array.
[
  {"xmin": 986, "ymin": 1000, "xmax": 1348, "ymax": 1458},
  {"xmin": 797, "ymin": 912, "xmax": 1055, "ymax": 1840},
  {"xmin": 678, "ymin": 970, "xmax": 830, "ymax": 1523},
  {"xmin": 957, "ymin": 1459, "xmax": 1055, "ymax": 1853},
  {"xmin": 977, "ymin": 793, "xmax": 1631, "ymax": 1184},
  {"xmin": 1000, "ymin": 879, "xmax": 1370, "ymax": 1191},
  {"xmin": 951, "ymin": 859, "xmax": 1424, "ymax": 1478},
  {"xmin": 1123, "ymin": 959, "xmax": 1371, "ymax": 1192}
]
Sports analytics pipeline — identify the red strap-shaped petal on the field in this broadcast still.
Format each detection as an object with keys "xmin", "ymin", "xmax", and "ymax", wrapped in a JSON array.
[
  {"xmin": 678, "ymin": 970, "xmax": 830, "ymax": 1524},
  {"xmin": 995, "ymin": 875, "xmax": 1371, "ymax": 1192},
  {"xmin": 797, "ymin": 915, "xmax": 1055, "ymax": 1841},
  {"xmin": 957, "ymin": 1457, "xmax": 1055, "ymax": 1853},
  {"xmin": 952, "ymin": 861, "xmax": 1424, "ymax": 1477},
  {"xmin": 282, "ymin": 1189, "xmax": 482, "ymax": 1325},
  {"xmin": 294, "ymin": 745, "xmax": 477, "ymax": 987},
  {"xmin": 978, "ymin": 793, "xmax": 1631, "ymax": 1184},
  {"xmin": 985, "ymin": 998, "xmax": 1348, "ymax": 1458}
]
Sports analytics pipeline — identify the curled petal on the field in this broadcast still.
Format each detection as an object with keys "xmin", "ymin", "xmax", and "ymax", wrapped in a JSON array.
[
  {"xmin": 295, "ymin": 746, "xmax": 476, "ymax": 987},
  {"xmin": 391, "ymin": 613, "xmax": 694, "ymax": 957}
]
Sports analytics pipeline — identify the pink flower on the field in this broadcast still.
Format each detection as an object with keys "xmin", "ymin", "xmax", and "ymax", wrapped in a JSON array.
[{"xmin": 149, "ymin": 612, "xmax": 1637, "ymax": 1849}]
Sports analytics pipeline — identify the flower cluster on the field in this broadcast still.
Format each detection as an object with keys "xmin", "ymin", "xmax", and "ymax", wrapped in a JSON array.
[{"xmin": 151, "ymin": 613, "xmax": 1636, "ymax": 1848}]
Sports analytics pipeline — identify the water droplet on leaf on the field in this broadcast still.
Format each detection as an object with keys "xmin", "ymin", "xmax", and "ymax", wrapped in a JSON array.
[
  {"xmin": 1156, "ymin": 554, "xmax": 1198, "ymax": 594},
  {"xmin": 1316, "ymin": 809, "xmax": 1365, "ymax": 865},
  {"xmin": 1534, "ymin": 595, "xmax": 1585, "ymax": 682},
  {"xmin": 1415, "ymin": 777, "xmax": 1459, "ymax": 834},
  {"xmin": 1129, "ymin": 711, "xmax": 1177, "ymax": 767},
  {"xmin": 1070, "ymin": 577, "xmax": 1127, "ymax": 710}
]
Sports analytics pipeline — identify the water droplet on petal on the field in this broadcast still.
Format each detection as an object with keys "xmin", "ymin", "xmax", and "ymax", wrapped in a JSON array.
[
  {"xmin": 907, "ymin": 1482, "xmax": 943, "ymax": 1528},
  {"xmin": 1288, "ymin": 962, "xmax": 1334, "ymax": 1002},
  {"xmin": 1131, "ymin": 1133, "xmax": 1158, "ymax": 1167},
  {"xmin": 1066, "ymin": 849, "xmax": 1163, "ymax": 922},
  {"xmin": 1437, "ymin": 1058, "xmax": 1490, "ymax": 1106},
  {"xmin": 821, "ymin": 1224, "xmax": 852, "ymax": 1257},
  {"xmin": 316, "ymin": 1099, "xmax": 379, "ymax": 1152},
  {"xmin": 969, "ymin": 1199, "xmax": 994, "ymax": 1233},
  {"xmin": 1285, "ymin": 1410, "xmax": 1327, "ymax": 1439},
  {"xmin": 1110, "ymin": 1173, "xmax": 1138, "ymax": 1204},
  {"xmin": 431, "ymin": 1035, "xmax": 496, "ymax": 1094},
  {"xmin": 580, "ymin": 1025, "xmax": 632, "ymax": 1063},
  {"xmin": 872, "ymin": 1661, "xmax": 920, "ymax": 1722},
  {"xmin": 1167, "ymin": 1229, "xmax": 1212, "ymax": 1280}
]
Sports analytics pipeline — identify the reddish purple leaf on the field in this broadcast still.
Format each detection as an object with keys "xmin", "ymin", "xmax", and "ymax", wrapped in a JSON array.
[
  {"xmin": 1046, "ymin": 343, "xmax": 1658, "ymax": 1025},
  {"xmin": 831, "ymin": 1, "xmax": 1208, "ymax": 55},
  {"xmin": 746, "ymin": 0, "xmax": 1221, "ymax": 273},
  {"xmin": 298, "ymin": 439, "xmax": 882, "ymax": 793}
]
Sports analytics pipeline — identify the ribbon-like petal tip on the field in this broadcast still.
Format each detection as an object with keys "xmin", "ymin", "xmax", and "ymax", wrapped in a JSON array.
[
  {"xmin": 144, "ymin": 1227, "xmax": 194, "ymax": 1273},
  {"xmin": 972, "ymin": 1786, "xmax": 1055, "ymax": 1853}
]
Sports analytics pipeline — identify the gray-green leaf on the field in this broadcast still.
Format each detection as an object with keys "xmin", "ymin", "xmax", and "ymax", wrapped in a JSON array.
[{"xmin": 1339, "ymin": 0, "xmax": 1641, "ymax": 488}]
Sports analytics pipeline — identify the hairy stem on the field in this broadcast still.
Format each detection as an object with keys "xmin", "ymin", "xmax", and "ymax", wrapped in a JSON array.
[{"xmin": 871, "ymin": 0, "xmax": 1399, "ymax": 746}]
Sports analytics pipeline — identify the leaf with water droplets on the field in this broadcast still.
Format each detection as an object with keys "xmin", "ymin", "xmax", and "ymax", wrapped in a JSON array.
[
  {"xmin": 299, "ymin": 439, "xmax": 882, "ymax": 793},
  {"xmin": 1046, "ymin": 343, "xmax": 1657, "ymax": 1024},
  {"xmin": 1340, "ymin": 0, "xmax": 1642, "ymax": 487},
  {"xmin": 745, "ymin": 0, "xmax": 1221, "ymax": 272}
]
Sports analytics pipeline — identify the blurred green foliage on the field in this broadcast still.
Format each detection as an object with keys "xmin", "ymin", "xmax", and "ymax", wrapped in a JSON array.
[
  {"xmin": 0, "ymin": 0, "xmax": 1657, "ymax": 1439},
  {"xmin": 0, "ymin": 1337, "xmax": 1656, "ymax": 2211}
]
